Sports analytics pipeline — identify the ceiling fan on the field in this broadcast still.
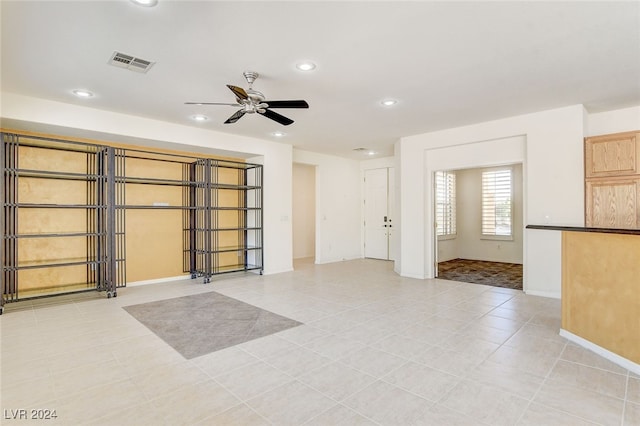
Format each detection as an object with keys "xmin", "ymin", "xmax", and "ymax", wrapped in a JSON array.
[{"xmin": 185, "ymin": 71, "xmax": 309, "ymax": 126}]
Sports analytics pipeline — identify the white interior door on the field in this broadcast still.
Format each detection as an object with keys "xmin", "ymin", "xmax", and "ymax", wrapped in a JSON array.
[
  {"xmin": 387, "ymin": 168, "xmax": 396, "ymax": 261},
  {"xmin": 364, "ymin": 168, "xmax": 391, "ymax": 259}
]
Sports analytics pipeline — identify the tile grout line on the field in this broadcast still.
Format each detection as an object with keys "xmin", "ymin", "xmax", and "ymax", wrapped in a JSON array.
[
  {"xmin": 512, "ymin": 339, "xmax": 567, "ymax": 425},
  {"xmin": 517, "ymin": 339, "xmax": 622, "ymax": 426},
  {"xmin": 2, "ymin": 260, "xmax": 625, "ymax": 425},
  {"xmin": 208, "ymin": 371, "xmax": 279, "ymax": 424},
  {"xmin": 621, "ymin": 370, "xmax": 630, "ymax": 426}
]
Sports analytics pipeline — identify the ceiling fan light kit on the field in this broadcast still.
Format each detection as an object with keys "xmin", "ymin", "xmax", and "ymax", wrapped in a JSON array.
[{"xmin": 185, "ymin": 71, "xmax": 309, "ymax": 126}]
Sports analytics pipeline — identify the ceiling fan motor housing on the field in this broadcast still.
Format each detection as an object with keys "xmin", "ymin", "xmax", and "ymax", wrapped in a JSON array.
[{"xmin": 247, "ymin": 89, "xmax": 265, "ymax": 102}]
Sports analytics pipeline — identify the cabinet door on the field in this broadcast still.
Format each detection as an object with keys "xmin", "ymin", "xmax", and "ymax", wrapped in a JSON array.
[
  {"xmin": 585, "ymin": 132, "xmax": 639, "ymax": 178},
  {"xmin": 585, "ymin": 177, "xmax": 640, "ymax": 228}
]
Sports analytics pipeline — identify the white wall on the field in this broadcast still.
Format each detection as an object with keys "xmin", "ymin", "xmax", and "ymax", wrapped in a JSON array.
[
  {"xmin": 587, "ymin": 106, "xmax": 640, "ymax": 136},
  {"xmin": 2, "ymin": 92, "xmax": 295, "ymax": 275},
  {"xmin": 292, "ymin": 163, "xmax": 316, "ymax": 259},
  {"xmin": 399, "ymin": 105, "xmax": 586, "ymax": 298},
  {"xmin": 360, "ymin": 156, "xmax": 395, "ymax": 170},
  {"xmin": 293, "ymin": 149, "xmax": 361, "ymax": 264},
  {"xmin": 436, "ymin": 237, "xmax": 458, "ymax": 263}
]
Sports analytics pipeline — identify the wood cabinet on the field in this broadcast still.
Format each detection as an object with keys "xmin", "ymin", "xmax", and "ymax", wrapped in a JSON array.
[
  {"xmin": 585, "ymin": 131, "xmax": 640, "ymax": 229},
  {"xmin": 585, "ymin": 131, "xmax": 640, "ymax": 178},
  {"xmin": 585, "ymin": 177, "xmax": 640, "ymax": 228}
]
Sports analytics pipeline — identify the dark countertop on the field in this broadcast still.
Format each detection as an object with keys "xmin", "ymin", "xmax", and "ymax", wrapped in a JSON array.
[{"xmin": 526, "ymin": 225, "xmax": 640, "ymax": 235}]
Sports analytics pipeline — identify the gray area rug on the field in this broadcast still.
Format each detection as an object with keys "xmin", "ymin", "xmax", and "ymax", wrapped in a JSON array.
[{"xmin": 123, "ymin": 291, "xmax": 302, "ymax": 359}]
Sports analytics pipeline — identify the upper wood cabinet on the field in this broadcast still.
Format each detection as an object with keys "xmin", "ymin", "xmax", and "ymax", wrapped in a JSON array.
[
  {"xmin": 585, "ymin": 131, "xmax": 640, "ymax": 229},
  {"xmin": 585, "ymin": 131, "xmax": 640, "ymax": 178}
]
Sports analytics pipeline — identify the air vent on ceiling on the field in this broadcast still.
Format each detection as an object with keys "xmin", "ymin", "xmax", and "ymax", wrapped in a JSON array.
[
  {"xmin": 108, "ymin": 51, "xmax": 155, "ymax": 73},
  {"xmin": 353, "ymin": 148, "xmax": 368, "ymax": 152}
]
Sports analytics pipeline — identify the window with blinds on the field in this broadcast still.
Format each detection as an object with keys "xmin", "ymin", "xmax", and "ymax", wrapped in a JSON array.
[
  {"xmin": 435, "ymin": 171, "xmax": 456, "ymax": 236},
  {"xmin": 482, "ymin": 168, "xmax": 512, "ymax": 236}
]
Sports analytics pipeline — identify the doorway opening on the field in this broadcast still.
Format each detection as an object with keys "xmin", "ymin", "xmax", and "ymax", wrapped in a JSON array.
[
  {"xmin": 434, "ymin": 163, "xmax": 523, "ymax": 290},
  {"xmin": 293, "ymin": 163, "xmax": 316, "ymax": 267}
]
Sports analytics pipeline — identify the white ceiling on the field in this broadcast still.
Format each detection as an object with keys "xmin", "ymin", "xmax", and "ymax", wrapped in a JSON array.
[{"xmin": 2, "ymin": 1, "xmax": 640, "ymax": 159}]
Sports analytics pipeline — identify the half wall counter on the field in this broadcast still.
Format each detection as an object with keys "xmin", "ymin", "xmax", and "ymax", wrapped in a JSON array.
[{"xmin": 527, "ymin": 225, "xmax": 640, "ymax": 374}]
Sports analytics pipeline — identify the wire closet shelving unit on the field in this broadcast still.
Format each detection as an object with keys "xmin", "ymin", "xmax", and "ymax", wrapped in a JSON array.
[{"xmin": 1, "ymin": 132, "xmax": 263, "ymax": 314}]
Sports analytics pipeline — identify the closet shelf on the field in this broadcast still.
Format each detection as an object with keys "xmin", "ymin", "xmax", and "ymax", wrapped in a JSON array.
[
  {"xmin": 213, "ymin": 264, "xmax": 263, "ymax": 274},
  {"xmin": 4, "ymin": 232, "xmax": 107, "ymax": 238},
  {"xmin": 192, "ymin": 245, "xmax": 262, "ymax": 254},
  {"xmin": 118, "ymin": 176, "xmax": 261, "ymax": 190},
  {"xmin": 118, "ymin": 205, "xmax": 193, "ymax": 210},
  {"xmin": 4, "ymin": 258, "xmax": 106, "ymax": 271},
  {"xmin": 214, "ymin": 207, "xmax": 261, "ymax": 211},
  {"xmin": 5, "ymin": 168, "xmax": 104, "ymax": 181},
  {"xmin": 5, "ymin": 203, "xmax": 107, "ymax": 209}
]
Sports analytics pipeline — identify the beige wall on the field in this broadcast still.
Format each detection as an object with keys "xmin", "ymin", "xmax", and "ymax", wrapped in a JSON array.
[{"xmin": 292, "ymin": 163, "xmax": 316, "ymax": 259}]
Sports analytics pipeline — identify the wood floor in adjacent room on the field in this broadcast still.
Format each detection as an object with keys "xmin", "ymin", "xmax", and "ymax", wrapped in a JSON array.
[{"xmin": 1, "ymin": 258, "xmax": 637, "ymax": 425}]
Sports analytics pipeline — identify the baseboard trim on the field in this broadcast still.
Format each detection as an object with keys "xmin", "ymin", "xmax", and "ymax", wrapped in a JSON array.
[
  {"xmin": 524, "ymin": 290, "xmax": 561, "ymax": 299},
  {"xmin": 262, "ymin": 267, "xmax": 293, "ymax": 275},
  {"xmin": 127, "ymin": 275, "xmax": 190, "ymax": 287},
  {"xmin": 559, "ymin": 329, "xmax": 640, "ymax": 376},
  {"xmin": 315, "ymin": 256, "xmax": 362, "ymax": 265},
  {"xmin": 400, "ymin": 272, "xmax": 426, "ymax": 280}
]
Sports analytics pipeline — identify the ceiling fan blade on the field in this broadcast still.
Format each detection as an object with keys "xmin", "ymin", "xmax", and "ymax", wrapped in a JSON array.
[
  {"xmin": 224, "ymin": 110, "xmax": 246, "ymax": 124},
  {"xmin": 227, "ymin": 85, "xmax": 248, "ymax": 100},
  {"xmin": 260, "ymin": 109, "xmax": 294, "ymax": 126},
  {"xmin": 263, "ymin": 100, "xmax": 309, "ymax": 109},
  {"xmin": 185, "ymin": 102, "xmax": 242, "ymax": 106}
]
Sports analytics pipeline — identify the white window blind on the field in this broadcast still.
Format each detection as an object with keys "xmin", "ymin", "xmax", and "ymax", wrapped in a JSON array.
[
  {"xmin": 435, "ymin": 171, "xmax": 456, "ymax": 236},
  {"xmin": 482, "ymin": 168, "xmax": 512, "ymax": 236}
]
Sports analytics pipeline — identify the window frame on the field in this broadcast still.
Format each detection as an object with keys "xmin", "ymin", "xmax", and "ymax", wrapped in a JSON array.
[
  {"xmin": 435, "ymin": 170, "xmax": 457, "ymax": 240},
  {"xmin": 480, "ymin": 167, "xmax": 514, "ymax": 241}
]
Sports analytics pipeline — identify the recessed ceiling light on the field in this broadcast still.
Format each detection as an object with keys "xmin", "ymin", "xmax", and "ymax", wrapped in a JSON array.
[
  {"xmin": 271, "ymin": 131, "xmax": 286, "ymax": 137},
  {"xmin": 381, "ymin": 99, "xmax": 397, "ymax": 106},
  {"xmin": 368, "ymin": 151, "xmax": 377, "ymax": 156},
  {"xmin": 131, "ymin": 0, "xmax": 158, "ymax": 6},
  {"xmin": 190, "ymin": 114, "xmax": 209, "ymax": 122},
  {"xmin": 72, "ymin": 89, "xmax": 94, "ymax": 98},
  {"xmin": 296, "ymin": 62, "xmax": 316, "ymax": 71}
]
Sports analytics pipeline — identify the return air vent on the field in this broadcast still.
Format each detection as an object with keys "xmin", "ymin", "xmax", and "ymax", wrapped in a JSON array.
[{"xmin": 108, "ymin": 51, "xmax": 155, "ymax": 73}]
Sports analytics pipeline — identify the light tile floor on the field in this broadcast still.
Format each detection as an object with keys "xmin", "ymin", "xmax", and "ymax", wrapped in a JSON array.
[{"xmin": 1, "ymin": 258, "xmax": 638, "ymax": 425}]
